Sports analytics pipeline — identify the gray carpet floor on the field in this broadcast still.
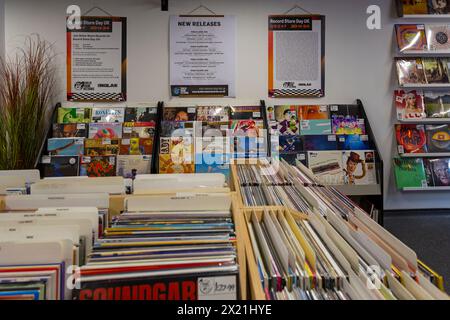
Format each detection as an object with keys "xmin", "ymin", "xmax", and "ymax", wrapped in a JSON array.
[{"xmin": 384, "ymin": 211, "xmax": 450, "ymax": 294}]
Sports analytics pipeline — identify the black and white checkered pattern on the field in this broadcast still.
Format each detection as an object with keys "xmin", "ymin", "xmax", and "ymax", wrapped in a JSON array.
[
  {"xmin": 68, "ymin": 92, "xmax": 125, "ymax": 101},
  {"xmin": 270, "ymin": 88, "xmax": 324, "ymax": 97}
]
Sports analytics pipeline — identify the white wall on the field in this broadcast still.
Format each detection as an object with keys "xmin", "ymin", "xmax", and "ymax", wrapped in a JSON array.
[
  {"xmin": 0, "ymin": 0, "xmax": 5, "ymax": 59},
  {"xmin": 4, "ymin": 0, "xmax": 450, "ymax": 210}
]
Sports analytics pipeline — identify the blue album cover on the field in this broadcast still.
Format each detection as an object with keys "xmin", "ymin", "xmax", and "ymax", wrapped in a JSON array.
[
  {"xmin": 278, "ymin": 135, "xmax": 303, "ymax": 154},
  {"xmin": 337, "ymin": 135, "xmax": 372, "ymax": 150},
  {"xmin": 300, "ymin": 120, "xmax": 332, "ymax": 135},
  {"xmin": 233, "ymin": 137, "xmax": 267, "ymax": 158},
  {"xmin": 279, "ymin": 152, "xmax": 308, "ymax": 166},
  {"xmin": 47, "ymin": 138, "xmax": 84, "ymax": 156},
  {"xmin": 303, "ymin": 135, "xmax": 338, "ymax": 151}
]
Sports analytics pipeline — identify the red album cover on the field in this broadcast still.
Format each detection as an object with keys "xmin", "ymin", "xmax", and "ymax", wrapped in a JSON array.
[
  {"xmin": 395, "ymin": 124, "xmax": 427, "ymax": 153},
  {"xmin": 394, "ymin": 90, "xmax": 426, "ymax": 120}
]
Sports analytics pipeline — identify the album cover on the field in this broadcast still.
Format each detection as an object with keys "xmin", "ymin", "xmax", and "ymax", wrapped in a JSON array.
[
  {"xmin": 80, "ymin": 156, "xmax": 117, "ymax": 177},
  {"xmin": 424, "ymin": 91, "xmax": 450, "ymax": 117},
  {"xmin": 91, "ymin": 107, "xmax": 125, "ymax": 123},
  {"xmin": 163, "ymin": 107, "xmax": 197, "ymax": 121},
  {"xmin": 422, "ymin": 58, "xmax": 449, "ymax": 83},
  {"xmin": 84, "ymin": 138, "xmax": 121, "ymax": 156},
  {"xmin": 229, "ymin": 106, "xmax": 262, "ymax": 120},
  {"xmin": 233, "ymin": 137, "xmax": 267, "ymax": 158},
  {"xmin": 278, "ymin": 135, "xmax": 303, "ymax": 154},
  {"xmin": 122, "ymin": 122, "xmax": 155, "ymax": 139},
  {"xmin": 158, "ymin": 136, "xmax": 195, "ymax": 173},
  {"xmin": 231, "ymin": 120, "xmax": 264, "ymax": 137},
  {"xmin": 120, "ymin": 138, "xmax": 153, "ymax": 155},
  {"xmin": 307, "ymin": 151, "xmax": 344, "ymax": 185},
  {"xmin": 57, "ymin": 107, "xmax": 92, "ymax": 124},
  {"xmin": 116, "ymin": 155, "xmax": 152, "ymax": 178},
  {"xmin": 394, "ymin": 89, "xmax": 426, "ymax": 120},
  {"xmin": 424, "ymin": 158, "xmax": 450, "ymax": 186},
  {"xmin": 88, "ymin": 123, "xmax": 123, "ymax": 139},
  {"xmin": 331, "ymin": 115, "xmax": 365, "ymax": 135},
  {"xmin": 302, "ymin": 135, "xmax": 338, "ymax": 151},
  {"xmin": 300, "ymin": 119, "xmax": 332, "ymax": 135},
  {"xmin": 198, "ymin": 122, "xmax": 230, "ymax": 138},
  {"xmin": 337, "ymin": 134, "xmax": 372, "ymax": 150},
  {"xmin": 160, "ymin": 121, "xmax": 196, "ymax": 137},
  {"xmin": 393, "ymin": 157, "xmax": 427, "ymax": 188},
  {"xmin": 42, "ymin": 156, "xmax": 79, "ymax": 177},
  {"xmin": 395, "ymin": 24, "xmax": 427, "ymax": 51},
  {"xmin": 195, "ymin": 154, "xmax": 231, "ymax": 182},
  {"xmin": 196, "ymin": 137, "xmax": 231, "ymax": 154},
  {"xmin": 124, "ymin": 106, "xmax": 158, "ymax": 124},
  {"xmin": 395, "ymin": 124, "xmax": 428, "ymax": 153},
  {"xmin": 328, "ymin": 105, "xmax": 363, "ymax": 119},
  {"xmin": 52, "ymin": 123, "xmax": 87, "ymax": 138},
  {"xmin": 47, "ymin": 138, "xmax": 84, "ymax": 156},
  {"xmin": 400, "ymin": 0, "xmax": 429, "ymax": 15},
  {"xmin": 428, "ymin": 0, "xmax": 450, "ymax": 14},
  {"xmin": 426, "ymin": 24, "xmax": 450, "ymax": 50},
  {"xmin": 279, "ymin": 152, "xmax": 308, "ymax": 167},
  {"xmin": 396, "ymin": 58, "xmax": 427, "ymax": 85},
  {"xmin": 299, "ymin": 105, "xmax": 330, "ymax": 120},
  {"xmin": 196, "ymin": 106, "xmax": 230, "ymax": 122},
  {"xmin": 342, "ymin": 150, "xmax": 377, "ymax": 185},
  {"xmin": 425, "ymin": 124, "xmax": 450, "ymax": 152},
  {"xmin": 273, "ymin": 105, "xmax": 299, "ymax": 135}
]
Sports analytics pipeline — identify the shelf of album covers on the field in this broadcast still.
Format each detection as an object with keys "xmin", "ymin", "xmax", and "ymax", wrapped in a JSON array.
[
  {"xmin": 395, "ymin": 0, "xmax": 450, "ymax": 18},
  {"xmin": 399, "ymin": 152, "xmax": 450, "ymax": 157}
]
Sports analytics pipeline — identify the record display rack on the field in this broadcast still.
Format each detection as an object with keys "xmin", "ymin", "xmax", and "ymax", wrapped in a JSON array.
[{"xmin": 35, "ymin": 103, "xmax": 59, "ymax": 175}]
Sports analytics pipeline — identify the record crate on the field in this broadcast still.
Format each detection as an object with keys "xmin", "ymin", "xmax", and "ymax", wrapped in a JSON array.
[{"xmin": 108, "ymin": 191, "xmax": 249, "ymax": 300}]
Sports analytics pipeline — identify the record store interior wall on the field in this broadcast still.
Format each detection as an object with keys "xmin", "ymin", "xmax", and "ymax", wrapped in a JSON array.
[
  {"xmin": 3, "ymin": 0, "xmax": 448, "ymax": 210},
  {"xmin": 0, "ymin": 0, "xmax": 4, "ymax": 59}
]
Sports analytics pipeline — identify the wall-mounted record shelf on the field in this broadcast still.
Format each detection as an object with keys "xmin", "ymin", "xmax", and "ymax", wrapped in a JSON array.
[
  {"xmin": 399, "ymin": 118, "xmax": 450, "ymax": 124},
  {"xmin": 398, "ymin": 50, "xmax": 450, "ymax": 55},
  {"xmin": 402, "ymin": 186, "xmax": 450, "ymax": 191},
  {"xmin": 399, "ymin": 14, "xmax": 450, "ymax": 18},
  {"xmin": 400, "ymin": 152, "xmax": 450, "ymax": 158},
  {"xmin": 399, "ymin": 83, "xmax": 450, "ymax": 88}
]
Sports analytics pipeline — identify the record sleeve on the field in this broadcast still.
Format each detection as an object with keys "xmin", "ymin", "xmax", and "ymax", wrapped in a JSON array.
[
  {"xmin": 302, "ymin": 135, "xmax": 338, "ymax": 150},
  {"xmin": 393, "ymin": 157, "xmax": 427, "ymax": 188},
  {"xmin": 395, "ymin": 124, "xmax": 427, "ymax": 153},
  {"xmin": 424, "ymin": 91, "xmax": 450, "ymax": 117},
  {"xmin": 394, "ymin": 90, "xmax": 426, "ymax": 120},
  {"xmin": 426, "ymin": 24, "xmax": 450, "ymax": 50},
  {"xmin": 337, "ymin": 134, "xmax": 371, "ymax": 150},
  {"xmin": 122, "ymin": 123, "xmax": 155, "ymax": 139},
  {"xmin": 91, "ymin": 107, "xmax": 125, "ymax": 123},
  {"xmin": 279, "ymin": 152, "xmax": 308, "ymax": 167},
  {"xmin": 42, "ymin": 156, "xmax": 80, "ymax": 177},
  {"xmin": 163, "ymin": 107, "xmax": 197, "ymax": 121},
  {"xmin": 195, "ymin": 154, "xmax": 231, "ymax": 182},
  {"xmin": 57, "ymin": 107, "xmax": 92, "ymax": 124},
  {"xmin": 52, "ymin": 123, "xmax": 87, "ymax": 138},
  {"xmin": 84, "ymin": 139, "xmax": 121, "ymax": 156},
  {"xmin": 160, "ymin": 121, "xmax": 196, "ymax": 137},
  {"xmin": 425, "ymin": 124, "xmax": 450, "ymax": 152},
  {"xmin": 230, "ymin": 120, "xmax": 264, "ymax": 137},
  {"xmin": 233, "ymin": 137, "xmax": 267, "ymax": 158},
  {"xmin": 422, "ymin": 58, "xmax": 449, "ymax": 83},
  {"xmin": 299, "ymin": 105, "xmax": 329, "ymax": 120},
  {"xmin": 400, "ymin": 0, "xmax": 429, "ymax": 15},
  {"xmin": 116, "ymin": 155, "xmax": 152, "ymax": 178},
  {"xmin": 342, "ymin": 151, "xmax": 377, "ymax": 185},
  {"xmin": 395, "ymin": 24, "xmax": 427, "ymax": 52},
  {"xmin": 278, "ymin": 135, "xmax": 303, "ymax": 154},
  {"xmin": 229, "ymin": 106, "xmax": 262, "ymax": 120},
  {"xmin": 196, "ymin": 106, "xmax": 230, "ymax": 122},
  {"xmin": 199, "ymin": 122, "xmax": 230, "ymax": 138},
  {"xmin": 396, "ymin": 58, "xmax": 427, "ymax": 85},
  {"xmin": 307, "ymin": 151, "xmax": 344, "ymax": 185},
  {"xmin": 120, "ymin": 138, "xmax": 153, "ymax": 155},
  {"xmin": 88, "ymin": 123, "xmax": 123, "ymax": 139},
  {"xmin": 47, "ymin": 138, "xmax": 84, "ymax": 156},
  {"xmin": 80, "ymin": 156, "xmax": 117, "ymax": 177},
  {"xmin": 441, "ymin": 92, "xmax": 450, "ymax": 117},
  {"xmin": 328, "ymin": 105, "xmax": 363, "ymax": 119},
  {"xmin": 159, "ymin": 137, "xmax": 195, "ymax": 174},
  {"xmin": 124, "ymin": 107, "xmax": 158, "ymax": 124},
  {"xmin": 428, "ymin": 0, "xmax": 450, "ymax": 14},
  {"xmin": 424, "ymin": 158, "xmax": 450, "ymax": 186},
  {"xmin": 273, "ymin": 105, "xmax": 299, "ymax": 135},
  {"xmin": 330, "ymin": 116, "xmax": 365, "ymax": 135}
]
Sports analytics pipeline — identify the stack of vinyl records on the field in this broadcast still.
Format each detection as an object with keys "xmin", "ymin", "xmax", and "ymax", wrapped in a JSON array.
[{"xmin": 73, "ymin": 194, "xmax": 240, "ymax": 300}]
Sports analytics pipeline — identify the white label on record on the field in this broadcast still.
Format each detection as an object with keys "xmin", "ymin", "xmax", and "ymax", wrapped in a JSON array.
[
  {"xmin": 198, "ymin": 276, "xmax": 237, "ymax": 300},
  {"xmin": 361, "ymin": 135, "xmax": 369, "ymax": 141},
  {"xmin": 339, "ymin": 137, "xmax": 345, "ymax": 142},
  {"xmin": 319, "ymin": 106, "xmax": 327, "ymax": 112},
  {"xmin": 123, "ymin": 127, "xmax": 133, "ymax": 133},
  {"xmin": 42, "ymin": 156, "xmax": 51, "ymax": 164},
  {"xmin": 122, "ymin": 139, "xmax": 130, "ymax": 145},
  {"xmin": 396, "ymin": 95, "xmax": 403, "ymax": 103},
  {"xmin": 82, "ymin": 156, "xmax": 91, "ymax": 163},
  {"xmin": 397, "ymin": 112, "xmax": 403, "ymax": 120},
  {"xmin": 417, "ymin": 25, "xmax": 425, "ymax": 30},
  {"xmin": 297, "ymin": 153, "xmax": 306, "ymax": 160},
  {"xmin": 75, "ymin": 139, "xmax": 84, "ymax": 145},
  {"xmin": 421, "ymin": 180, "xmax": 428, "ymax": 188},
  {"xmin": 328, "ymin": 135, "xmax": 336, "ymax": 141},
  {"xmin": 301, "ymin": 120, "xmax": 310, "ymax": 130},
  {"xmin": 103, "ymin": 139, "xmax": 111, "ymax": 145},
  {"xmin": 330, "ymin": 105, "xmax": 338, "ymax": 112},
  {"xmin": 398, "ymin": 145, "xmax": 405, "ymax": 154},
  {"xmin": 188, "ymin": 107, "xmax": 196, "ymax": 113},
  {"xmin": 143, "ymin": 155, "xmax": 151, "ymax": 161},
  {"xmin": 149, "ymin": 108, "xmax": 157, "ymax": 114},
  {"xmin": 77, "ymin": 124, "xmax": 86, "ymax": 129},
  {"xmin": 253, "ymin": 112, "xmax": 261, "ymax": 118},
  {"xmin": 358, "ymin": 118, "xmax": 365, "ymax": 124}
]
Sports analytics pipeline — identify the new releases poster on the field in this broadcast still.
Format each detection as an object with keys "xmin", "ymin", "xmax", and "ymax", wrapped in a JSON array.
[
  {"xmin": 170, "ymin": 15, "xmax": 236, "ymax": 97},
  {"xmin": 67, "ymin": 16, "xmax": 127, "ymax": 101},
  {"xmin": 268, "ymin": 15, "xmax": 325, "ymax": 97}
]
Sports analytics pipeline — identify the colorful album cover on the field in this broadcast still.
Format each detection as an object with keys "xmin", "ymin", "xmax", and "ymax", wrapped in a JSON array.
[
  {"xmin": 47, "ymin": 138, "xmax": 84, "ymax": 156},
  {"xmin": 424, "ymin": 91, "xmax": 450, "ymax": 117},
  {"xmin": 122, "ymin": 122, "xmax": 155, "ymax": 139},
  {"xmin": 42, "ymin": 156, "xmax": 79, "ymax": 177},
  {"xmin": 196, "ymin": 106, "xmax": 230, "ymax": 122},
  {"xmin": 80, "ymin": 156, "xmax": 117, "ymax": 177},
  {"xmin": 91, "ymin": 107, "xmax": 125, "ymax": 123},
  {"xmin": 424, "ymin": 158, "xmax": 450, "ymax": 186},
  {"xmin": 278, "ymin": 135, "xmax": 303, "ymax": 154},
  {"xmin": 198, "ymin": 122, "xmax": 230, "ymax": 138},
  {"xmin": 337, "ymin": 134, "xmax": 372, "ymax": 150},
  {"xmin": 425, "ymin": 124, "xmax": 450, "ymax": 152},
  {"xmin": 124, "ymin": 106, "xmax": 158, "ymax": 124},
  {"xmin": 160, "ymin": 121, "xmax": 196, "ymax": 137},
  {"xmin": 162, "ymin": 107, "xmax": 196, "ymax": 121},
  {"xmin": 233, "ymin": 137, "xmax": 267, "ymax": 158},
  {"xmin": 303, "ymin": 135, "xmax": 338, "ymax": 151},
  {"xmin": 428, "ymin": 0, "xmax": 450, "ymax": 14},
  {"xmin": 231, "ymin": 120, "xmax": 264, "ymax": 137},
  {"xmin": 422, "ymin": 58, "xmax": 449, "ymax": 83},
  {"xmin": 394, "ymin": 90, "xmax": 426, "ymax": 120},
  {"xmin": 301, "ymin": 119, "xmax": 333, "ymax": 135},
  {"xmin": 395, "ymin": 124, "xmax": 428, "ymax": 153},
  {"xmin": 84, "ymin": 138, "xmax": 121, "ymax": 156},
  {"xmin": 330, "ymin": 116, "xmax": 365, "ymax": 135},
  {"xmin": 195, "ymin": 154, "xmax": 231, "ymax": 182},
  {"xmin": 229, "ymin": 106, "xmax": 262, "ymax": 120},
  {"xmin": 52, "ymin": 123, "xmax": 87, "ymax": 138},
  {"xmin": 279, "ymin": 152, "xmax": 308, "ymax": 167},
  {"xmin": 299, "ymin": 105, "xmax": 329, "ymax": 120},
  {"xmin": 426, "ymin": 24, "xmax": 450, "ymax": 50},
  {"xmin": 400, "ymin": 0, "xmax": 429, "ymax": 15},
  {"xmin": 120, "ymin": 138, "xmax": 153, "ymax": 155},
  {"xmin": 159, "ymin": 137, "xmax": 195, "ymax": 174},
  {"xmin": 395, "ymin": 24, "xmax": 427, "ymax": 51},
  {"xmin": 57, "ymin": 107, "xmax": 92, "ymax": 124},
  {"xmin": 273, "ymin": 105, "xmax": 299, "ymax": 135},
  {"xmin": 396, "ymin": 58, "xmax": 427, "ymax": 85},
  {"xmin": 342, "ymin": 150, "xmax": 377, "ymax": 185},
  {"xmin": 307, "ymin": 151, "xmax": 344, "ymax": 185},
  {"xmin": 329, "ymin": 105, "xmax": 363, "ymax": 119},
  {"xmin": 88, "ymin": 123, "xmax": 123, "ymax": 139},
  {"xmin": 116, "ymin": 155, "xmax": 152, "ymax": 178},
  {"xmin": 393, "ymin": 157, "xmax": 427, "ymax": 188}
]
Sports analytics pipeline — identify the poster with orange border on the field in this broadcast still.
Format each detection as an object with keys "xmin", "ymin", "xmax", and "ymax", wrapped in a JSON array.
[
  {"xmin": 268, "ymin": 15, "xmax": 325, "ymax": 98},
  {"xmin": 66, "ymin": 16, "xmax": 127, "ymax": 101}
]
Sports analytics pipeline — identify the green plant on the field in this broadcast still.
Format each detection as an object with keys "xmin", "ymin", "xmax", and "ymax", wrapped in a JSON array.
[{"xmin": 0, "ymin": 35, "xmax": 56, "ymax": 170}]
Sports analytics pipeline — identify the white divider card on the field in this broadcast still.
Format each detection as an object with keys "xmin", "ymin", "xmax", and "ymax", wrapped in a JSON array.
[
  {"xmin": 133, "ymin": 173, "xmax": 226, "ymax": 191},
  {"xmin": 0, "ymin": 176, "xmax": 26, "ymax": 194},
  {"xmin": 170, "ymin": 15, "xmax": 236, "ymax": 97},
  {"xmin": 31, "ymin": 177, "xmax": 125, "ymax": 195},
  {"xmin": 0, "ymin": 169, "xmax": 41, "ymax": 184}
]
